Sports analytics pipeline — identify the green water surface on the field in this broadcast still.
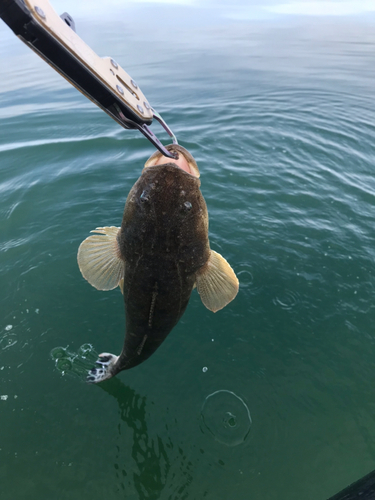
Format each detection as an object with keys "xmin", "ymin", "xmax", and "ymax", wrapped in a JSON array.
[{"xmin": 1, "ymin": 5, "xmax": 375, "ymax": 500}]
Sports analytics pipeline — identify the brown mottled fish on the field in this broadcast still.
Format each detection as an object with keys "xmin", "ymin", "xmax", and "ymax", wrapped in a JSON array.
[{"xmin": 77, "ymin": 145, "xmax": 239, "ymax": 383}]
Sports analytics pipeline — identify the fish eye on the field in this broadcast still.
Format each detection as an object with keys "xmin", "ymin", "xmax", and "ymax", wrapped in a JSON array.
[{"xmin": 140, "ymin": 190, "xmax": 150, "ymax": 203}]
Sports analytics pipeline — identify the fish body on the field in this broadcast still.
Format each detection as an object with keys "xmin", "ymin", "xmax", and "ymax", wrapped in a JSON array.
[{"xmin": 78, "ymin": 145, "xmax": 238, "ymax": 383}]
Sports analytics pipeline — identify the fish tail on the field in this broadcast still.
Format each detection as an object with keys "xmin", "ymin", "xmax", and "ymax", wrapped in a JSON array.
[{"xmin": 87, "ymin": 352, "xmax": 119, "ymax": 383}]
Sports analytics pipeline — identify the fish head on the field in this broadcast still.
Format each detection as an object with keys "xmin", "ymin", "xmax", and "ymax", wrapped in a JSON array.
[
  {"xmin": 132, "ymin": 162, "xmax": 205, "ymax": 224},
  {"xmin": 120, "ymin": 147, "xmax": 209, "ymax": 270}
]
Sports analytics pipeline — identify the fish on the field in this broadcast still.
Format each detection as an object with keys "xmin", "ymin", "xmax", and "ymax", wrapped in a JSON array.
[{"xmin": 77, "ymin": 144, "xmax": 239, "ymax": 383}]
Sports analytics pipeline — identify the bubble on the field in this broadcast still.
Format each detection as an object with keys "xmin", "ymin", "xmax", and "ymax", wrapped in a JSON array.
[
  {"xmin": 50, "ymin": 344, "xmax": 99, "ymax": 380},
  {"xmin": 223, "ymin": 412, "xmax": 237, "ymax": 428},
  {"xmin": 50, "ymin": 347, "xmax": 67, "ymax": 360},
  {"xmin": 5, "ymin": 325, "xmax": 12, "ymax": 331},
  {"xmin": 200, "ymin": 390, "xmax": 251, "ymax": 446},
  {"xmin": 56, "ymin": 358, "xmax": 72, "ymax": 372},
  {"xmin": 202, "ymin": 367, "xmax": 208, "ymax": 373},
  {"xmin": 77, "ymin": 343, "xmax": 94, "ymax": 358}
]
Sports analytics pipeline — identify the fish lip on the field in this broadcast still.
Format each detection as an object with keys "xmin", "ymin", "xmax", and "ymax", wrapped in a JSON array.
[
  {"xmin": 144, "ymin": 144, "xmax": 200, "ymax": 178},
  {"xmin": 146, "ymin": 162, "xmax": 199, "ymax": 178}
]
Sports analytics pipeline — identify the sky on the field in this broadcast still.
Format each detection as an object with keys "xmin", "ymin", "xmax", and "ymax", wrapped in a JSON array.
[{"xmin": 50, "ymin": 0, "xmax": 375, "ymax": 19}]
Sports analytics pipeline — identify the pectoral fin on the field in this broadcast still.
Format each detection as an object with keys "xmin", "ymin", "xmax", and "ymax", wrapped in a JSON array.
[
  {"xmin": 77, "ymin": 226, "xmax": 124, "ymax": 291},
  {"xmin": 196, "ymin": 250, "xmax": 239, "ymax": 312}
]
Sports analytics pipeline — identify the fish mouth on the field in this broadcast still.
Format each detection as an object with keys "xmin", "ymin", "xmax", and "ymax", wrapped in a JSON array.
[{"xmin": 144, "ymin": 144, "xmax": 200, "ymax": 178}]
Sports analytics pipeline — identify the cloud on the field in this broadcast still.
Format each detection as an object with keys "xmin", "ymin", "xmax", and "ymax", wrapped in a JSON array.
[{"xmin": 265, "ymin": 1, "xmax": 375, "ymax": 16}]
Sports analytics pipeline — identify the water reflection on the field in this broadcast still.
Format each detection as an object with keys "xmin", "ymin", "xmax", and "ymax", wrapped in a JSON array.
[
  {"xmin": 51, "ymin": 344, "xmax": 194, "ymax": 498},
  {"xmin": 98, "ymin": 378, "xmax": 193, "ymax": 499}
]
